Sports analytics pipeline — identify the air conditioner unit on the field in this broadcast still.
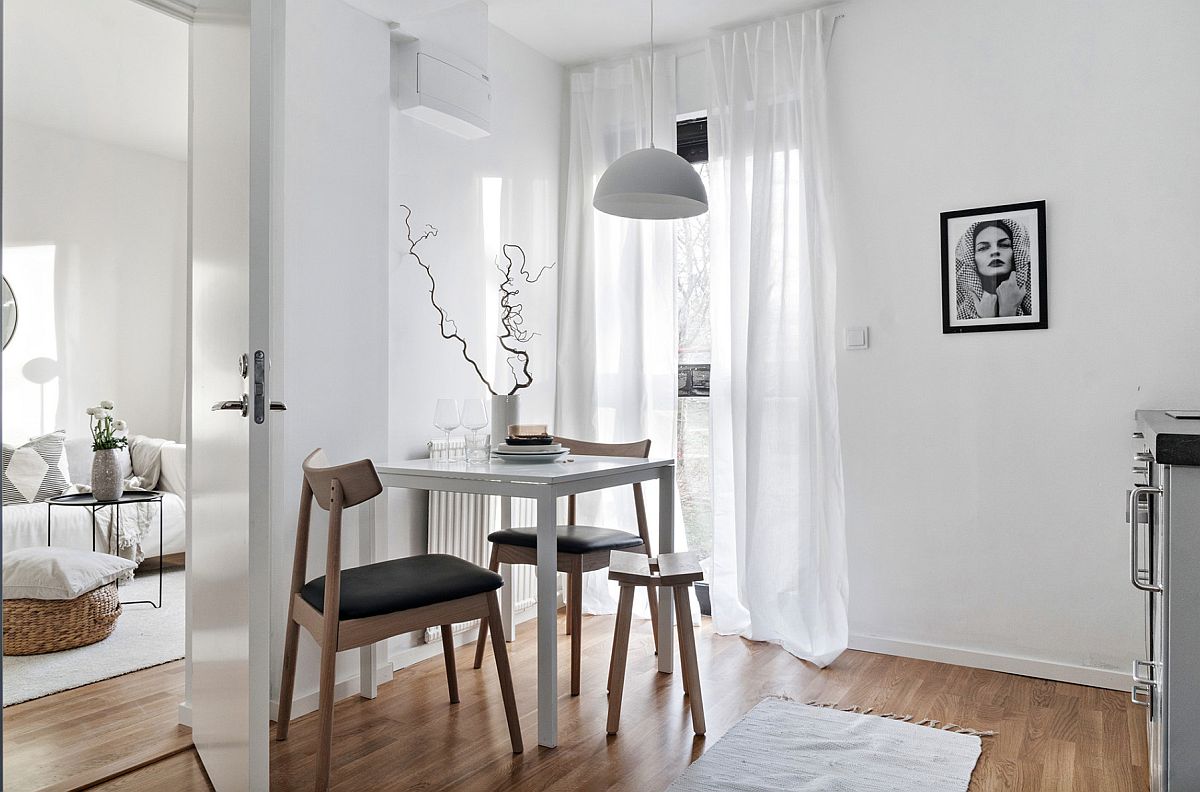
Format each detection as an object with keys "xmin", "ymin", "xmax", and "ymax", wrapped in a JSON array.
[{"xmin": 390, "ymin": 1, "xmax": 490, "ymax": 140}]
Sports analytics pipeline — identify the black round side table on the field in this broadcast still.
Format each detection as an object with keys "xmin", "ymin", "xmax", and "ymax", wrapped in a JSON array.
[{"xmin": 45, "ymin": 491, "xmax": 164, "ymax": 608}]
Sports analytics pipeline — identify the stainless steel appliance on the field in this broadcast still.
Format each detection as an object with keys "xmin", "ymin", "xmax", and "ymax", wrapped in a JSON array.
[{"xmin": 1130, "ymin": 410, "xmax": 1200, "ymax": 792}]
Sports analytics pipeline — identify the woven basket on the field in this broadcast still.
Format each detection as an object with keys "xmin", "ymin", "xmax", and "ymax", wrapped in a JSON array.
[{"xmin": 3, "ymin": 582, "xmax": 122, "ymax": 656}]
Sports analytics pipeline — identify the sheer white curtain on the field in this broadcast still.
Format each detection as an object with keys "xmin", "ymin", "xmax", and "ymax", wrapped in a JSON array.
[
  {"xmin": 556, "ymin": 55, "xmax": 681, "ymax": 614},
  {"xmin": 706, "ymin": 10, "xmax": 848, "ymax": 666}
]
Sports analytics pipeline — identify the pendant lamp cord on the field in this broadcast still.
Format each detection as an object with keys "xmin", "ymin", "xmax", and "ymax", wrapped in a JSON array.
[{"xmin": 649, "ymin": 0, "xmax": 655, "ymax": 148}]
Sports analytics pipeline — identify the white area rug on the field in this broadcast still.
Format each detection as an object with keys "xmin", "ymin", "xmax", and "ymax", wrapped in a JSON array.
[
  {"xmin": 3, "ymin": 568, "xmax": 185, "ymax": 706},
  {"xmin": 667, "ymin": 698, "xmax": 983, "ymax": 792}
]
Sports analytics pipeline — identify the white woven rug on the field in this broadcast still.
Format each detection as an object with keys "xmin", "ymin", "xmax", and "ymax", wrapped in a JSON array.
[
  {"xmin": 668, "ymin": 698, "xmax": 982, "ymax": 792},
  {"xmin": 3, "ymin": 568, "xmax": 185, "ymax": 706}
]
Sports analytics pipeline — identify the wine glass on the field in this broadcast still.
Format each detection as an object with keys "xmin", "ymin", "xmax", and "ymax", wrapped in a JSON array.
[
  {"xmin": 460, "ymin": 399, "xmax": 489, "ymax": 463},
  {"xmin": 461, "ymin": 399, "xmax": 488, "ymax": 441},
  {"xmin": 433, "ymin": 399, "xmax": 461, "ymax": 461}
]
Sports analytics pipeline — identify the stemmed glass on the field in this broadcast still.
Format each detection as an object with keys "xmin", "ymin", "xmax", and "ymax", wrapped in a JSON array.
[
  {"xmin": 460, "ymin": 399, "xmax": 489, "ymax": 463},
  {"xmin": 433, "ymin": 399, "xmax": 461, "ymax": 462}
]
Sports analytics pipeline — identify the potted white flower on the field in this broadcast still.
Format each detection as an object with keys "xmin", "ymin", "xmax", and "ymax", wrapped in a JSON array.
[{"xmin": 89, "ymin": 400, "xmax": 128, "ymax": 501}]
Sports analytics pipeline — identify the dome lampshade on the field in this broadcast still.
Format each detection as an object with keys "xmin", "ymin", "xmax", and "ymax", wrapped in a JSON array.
[{"xmin": 593, "ymin": 147, "xmax": 708, "ymax": 220}]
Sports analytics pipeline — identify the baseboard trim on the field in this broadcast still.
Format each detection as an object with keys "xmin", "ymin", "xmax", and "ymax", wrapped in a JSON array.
[
  {"xmin": 269, "ymin": 661, "xmax": 395, "ymax": 722},
  {"xmin": 849, "ymin": 634, "xmax": 1131, "ymax": 691},
  {"xmin": 177, "ymin": 700, "xmax": 191, "ymax": 727}
]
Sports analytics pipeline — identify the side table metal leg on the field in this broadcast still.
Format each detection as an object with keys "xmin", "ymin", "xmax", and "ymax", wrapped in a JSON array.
[{"xmin": 157, "ymin": 499, "xmax": 164, "ymax": 608}]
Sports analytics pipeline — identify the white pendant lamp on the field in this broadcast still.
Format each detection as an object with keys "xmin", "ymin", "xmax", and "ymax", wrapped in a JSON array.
[{"xmin": 592, "ymin": 0, "xmax": 708, "ymax": 220}]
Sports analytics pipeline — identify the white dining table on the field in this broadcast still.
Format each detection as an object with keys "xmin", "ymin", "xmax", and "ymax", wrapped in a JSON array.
[{"xmin": 357, "ymin": 454, "xmax": 676, "ymax": 748}]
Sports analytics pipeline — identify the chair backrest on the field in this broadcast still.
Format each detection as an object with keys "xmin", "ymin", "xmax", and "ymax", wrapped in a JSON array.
[
  {"xmin": 302, "ymin": 448, "xmax": 383, "ymax": 510},
  {"xmin": 289, "ymin": 449, "xmax": 383, "ymax": 622},
  {"xmin": 553, "ymin": 436, "xmax": 651, "ymax": 546}
]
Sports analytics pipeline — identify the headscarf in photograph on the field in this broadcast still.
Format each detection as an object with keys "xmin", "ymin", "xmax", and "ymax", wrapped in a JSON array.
[{"xmin": 955, "ymin": 218, "xmax": 1034, "ymax": 319}]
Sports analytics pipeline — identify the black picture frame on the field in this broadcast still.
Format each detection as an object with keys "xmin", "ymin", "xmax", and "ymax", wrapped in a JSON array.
[{"xmin": 940, "ymin": 200, "xmax": 1047, "ymax": 334}]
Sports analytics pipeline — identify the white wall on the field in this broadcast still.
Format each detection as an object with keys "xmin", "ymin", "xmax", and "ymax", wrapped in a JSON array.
[
  {"xmin": 268, "ymin": 2, "xmax": 562, "ymax": 713},
  {"xmin": 827, "ymin": 0, "xmax": 1200, "ymax": 685},
  {"xmin": 2, "ymin": 121, "xmax": 187, "ymax": 446},
  {"xmin": 386, "ymin": 25, "xmax": 562, "ymax": 651},
  {"xmin": 268, "ymin": 0, "xmax": 391, "ymax": 710}
]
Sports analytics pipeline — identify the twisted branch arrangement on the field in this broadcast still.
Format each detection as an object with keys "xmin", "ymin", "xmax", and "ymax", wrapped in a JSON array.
[{"xmin": 400, "ymin": 204, "xmax": 554, "ymax": 396}]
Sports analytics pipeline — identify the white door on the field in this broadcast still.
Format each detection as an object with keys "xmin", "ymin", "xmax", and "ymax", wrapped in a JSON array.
[{"xmin": 189, "ymin": 0, "xmax": 275, "ymax": 788}]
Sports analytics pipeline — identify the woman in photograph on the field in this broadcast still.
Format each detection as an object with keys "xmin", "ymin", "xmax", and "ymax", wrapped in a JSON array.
[{"xmin": 955, "ymin": 219, "xmax": 1033, "ymax": 320}]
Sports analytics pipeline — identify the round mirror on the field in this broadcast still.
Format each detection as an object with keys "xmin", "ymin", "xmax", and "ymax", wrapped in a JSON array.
[{"xmin": 1, "ymin": 278, "xmax": 16, "ymax": 350}]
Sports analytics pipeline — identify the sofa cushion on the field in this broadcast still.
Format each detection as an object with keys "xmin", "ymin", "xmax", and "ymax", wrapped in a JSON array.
[
  {"xmin": 2, "ymin": 431, "xmax": 71, "ymax": 504},
  {"xmin": 2, "ymin": 547, "xmax": 136, "ymax": 600},
  {"xmin": 64, "ymin": 437, "xmax": 93, "ymax": 487},
  {"xmin": 158, "ymin": 443, "xmax": 187, "ymax": 497}
]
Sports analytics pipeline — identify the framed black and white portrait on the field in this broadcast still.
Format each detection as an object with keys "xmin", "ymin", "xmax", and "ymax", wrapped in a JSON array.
[{"xmin": 941, "ymin": 200, "xmax": 1047, "ymax": 333}]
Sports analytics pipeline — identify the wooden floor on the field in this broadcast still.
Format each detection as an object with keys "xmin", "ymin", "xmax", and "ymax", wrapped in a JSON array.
[
  {"xmin": 2, "ymin": 659, "xmax": 192, "ymax": 792},
  {"xmin": 10, "ymin": 612, "xmax": 1148, "ymax": 792}
]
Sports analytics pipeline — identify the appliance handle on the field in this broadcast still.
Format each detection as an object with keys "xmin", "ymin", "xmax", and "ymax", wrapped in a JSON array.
[
  {"xmin": 1132, "ymin": 659, "xmax": 1159, "ymax": 685},
  {"xmin": 1129, "ymin": 485, "xmax": 1163, "ymax": 592},
  {"xmin": 1132, "ymin": 681, "xmax": 1155, "ymax": 708}
]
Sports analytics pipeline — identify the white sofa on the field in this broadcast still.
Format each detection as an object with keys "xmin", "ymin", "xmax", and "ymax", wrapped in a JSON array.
[{"xmin": 2, "ymin": 437, "xmax": 187, "ymax": 562}]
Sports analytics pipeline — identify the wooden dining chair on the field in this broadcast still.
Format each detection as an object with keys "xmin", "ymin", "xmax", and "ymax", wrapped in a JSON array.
[
  {"xmin": 277, "ymin": 449, "xmax": 522, "ymax": 792},
  {"xmin": 473, "ymin": 436, "xmax": 659, "ymax": 696}
]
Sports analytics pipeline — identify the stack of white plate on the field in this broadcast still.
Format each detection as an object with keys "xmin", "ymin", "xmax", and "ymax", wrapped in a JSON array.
[{"xmin": 492, "ymin": 443, "xmax": 570, "ymax": 463}]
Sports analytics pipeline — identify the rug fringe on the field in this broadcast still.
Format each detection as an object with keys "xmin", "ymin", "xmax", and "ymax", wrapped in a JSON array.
[{"xmin": 797, "ymin": 699, "xmax": 996, "ymax": 737}]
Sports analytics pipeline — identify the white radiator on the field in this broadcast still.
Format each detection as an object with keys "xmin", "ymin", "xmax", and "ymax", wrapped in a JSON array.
[{"xmin": 424, "ymin": 442, "xmax": 539, "ymax": 643}]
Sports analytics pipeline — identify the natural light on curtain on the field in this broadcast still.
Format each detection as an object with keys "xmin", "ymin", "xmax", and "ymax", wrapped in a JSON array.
[
  {"xmin": 556, "ymin": 55, "xmax": 686, "ymax": 615},
  {"xmin": 2, "ymin": 245, "xmax": 60, "ymax": 443},
  {"xmin": 706, "ymin": 9, "xmax": 848, "ymax": 666}
]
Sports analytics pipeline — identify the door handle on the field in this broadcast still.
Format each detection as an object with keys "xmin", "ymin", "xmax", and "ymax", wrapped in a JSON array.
[
  {"xmin": 1128, "ymin": 485, "xmax": 1163, "ymax": 592},
  {"xmin": 212, "ymin": 396, "xmax": 248, "ymax": 417}
]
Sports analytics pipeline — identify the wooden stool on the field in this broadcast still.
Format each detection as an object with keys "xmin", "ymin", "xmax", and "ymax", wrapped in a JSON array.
[{"xmin": 606, "ymin": 550, "xmax": 705, "ymax": 736}]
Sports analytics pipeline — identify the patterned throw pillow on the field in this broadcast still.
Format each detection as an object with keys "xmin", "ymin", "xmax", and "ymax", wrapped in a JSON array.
[{"xmin": 2, "ymin": 430, "xmax": 71, "ymax": 505}]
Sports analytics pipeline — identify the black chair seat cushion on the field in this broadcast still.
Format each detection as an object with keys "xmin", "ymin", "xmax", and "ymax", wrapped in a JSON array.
[
  {"xmin": 300, "ymin": 554, "xmax": 502, "ymax": 621},
  {"xmin": 487, "ymin": 525, "xmax": 645, "ymax": 555}
]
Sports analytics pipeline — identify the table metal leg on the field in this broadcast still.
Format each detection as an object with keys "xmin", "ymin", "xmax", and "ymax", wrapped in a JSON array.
[
  {"xmin": 157, "ymin": 500, "xmax": 164, "ymax": 608},
  {"xmin": 499, "ymin": 495, "xmax": 515, "ymax": 641},
  {"xmin": 535, "ymin": 490, "xmax": 558, "ymax": 747},
  {"xmin": 657, "ymin": 467, "xmax": 675, "ymax": 674},
  {"xmin": 358, "ymin": 498, "xmax": 378, "ymax": 699}
]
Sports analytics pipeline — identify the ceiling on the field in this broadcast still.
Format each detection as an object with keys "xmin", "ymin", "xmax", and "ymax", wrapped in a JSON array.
[
  {"xmin": 485, "ymin": 0, "xmax": 830, "ymax": 65},
  {"xmin": 3, "ymin": 0, "xmax": 189, "ymax": 161}
]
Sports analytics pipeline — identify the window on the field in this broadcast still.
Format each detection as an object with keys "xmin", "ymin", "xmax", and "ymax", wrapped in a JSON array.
[{"xmin": 674, "ymin": 118, "xmax": 712, "ymax": 565}]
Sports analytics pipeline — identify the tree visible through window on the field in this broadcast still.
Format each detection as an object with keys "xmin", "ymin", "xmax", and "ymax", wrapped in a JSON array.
[{"xmin": 674, "ymin": 118, "xmax": 712, "ymax": 565}]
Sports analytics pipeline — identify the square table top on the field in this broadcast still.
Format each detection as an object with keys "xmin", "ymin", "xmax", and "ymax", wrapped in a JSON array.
[{"xmin": 375, "ymin": 454, "xmax": 674, "ymax": 485}]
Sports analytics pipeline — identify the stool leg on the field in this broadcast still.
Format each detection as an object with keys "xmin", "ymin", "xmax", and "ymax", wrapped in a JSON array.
[
  {"xmin": 646, "ymin": 580, "xmax": 660, "ymax": 655},
  {"xmin": 673, "ymin": 586, "xmax": 705, "ymax": 735},
  {"xmin": 606, "ymin": 584, "xmax": 636, "ymax": 735}
]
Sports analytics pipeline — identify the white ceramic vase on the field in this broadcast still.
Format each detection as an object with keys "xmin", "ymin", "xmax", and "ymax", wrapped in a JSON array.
[
  {"xmin": 490, "ymin": 394, "xmax": 520, "ymax": 443},
  {"xmin": 92, "ymin": 448, "xmax": 125, "ymax": 502}
]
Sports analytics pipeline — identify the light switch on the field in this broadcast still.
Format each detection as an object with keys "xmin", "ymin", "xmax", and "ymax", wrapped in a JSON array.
[{"xmin": 845, "ymin": 326, "xmax": 869, "ymax": 350}]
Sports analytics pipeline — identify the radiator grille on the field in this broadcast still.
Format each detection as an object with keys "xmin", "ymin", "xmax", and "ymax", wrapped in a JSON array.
[{"xmin": 424, "ymin": 446, "xmax": 538, "ymax": 643}]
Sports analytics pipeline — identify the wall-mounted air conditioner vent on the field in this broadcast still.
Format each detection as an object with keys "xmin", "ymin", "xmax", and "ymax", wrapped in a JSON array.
[
  {"xmin": 390, "ymin": 0, "xmax": 490, "ymax": 140},
  {"xmin": 392, "ymin": 40, "xmax": 490, "ymax": 139}
]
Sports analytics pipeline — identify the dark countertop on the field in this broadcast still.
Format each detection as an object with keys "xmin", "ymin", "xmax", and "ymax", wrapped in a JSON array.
[{"xmin": 1136, "ymin": 410, "xmax": 1200, "ymax": 467}]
